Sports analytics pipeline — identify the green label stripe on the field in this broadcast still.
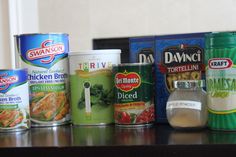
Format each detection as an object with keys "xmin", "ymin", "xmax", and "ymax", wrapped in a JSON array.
[
  {"xmin": 208, "ymin": 108, "xmax": 236, "ymax": 114},
  {"xmin": 0, "ymin": 104, "xmax": 18, "ymax": 109},
  {"xmin": 30, "ymin": 83, "xmax": 65, "ymax": 92}
]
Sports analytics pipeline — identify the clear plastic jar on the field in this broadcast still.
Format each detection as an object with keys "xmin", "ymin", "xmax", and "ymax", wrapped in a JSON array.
[{"xmin": 166, "ymin": 80, "xmax": 207, "ymax": 130}]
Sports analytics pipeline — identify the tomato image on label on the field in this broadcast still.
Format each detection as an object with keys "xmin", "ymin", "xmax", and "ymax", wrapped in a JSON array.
[
  {"xmin": 136, "ymin": 106, "xmax": 155, "ymax": 123},
  {"xmin": 114, "ymin": 111, "xmax": 135, "ymax": 124}
]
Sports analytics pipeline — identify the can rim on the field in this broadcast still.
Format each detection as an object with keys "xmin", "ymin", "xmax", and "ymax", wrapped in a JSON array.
[
  {"xmin": 113, "ymin": 63, "xmax": 153, "ymax": 66},
  {"xmin": 0, "ymin": 68, "xmax": 28, "ymax": 71},
  {"xmin": 14, "ymin": 33, "xmax": 69, "ymax": 37},
  {"xmin": 69, "ymin": 49, "xmax": 121, "ymax": 56}
]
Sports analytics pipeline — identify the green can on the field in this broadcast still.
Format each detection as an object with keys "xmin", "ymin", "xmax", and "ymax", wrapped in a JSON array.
[
  {"xmin": 205, "ymin": 32, "xmax": 236, "ymax": 130},
  {"xmin": 112, "ymin": 63, "xmax": 154, "ymax": 126},
  {"xmin": 69, "ymin": 50, "xmax": 121, "ymax": 125}
]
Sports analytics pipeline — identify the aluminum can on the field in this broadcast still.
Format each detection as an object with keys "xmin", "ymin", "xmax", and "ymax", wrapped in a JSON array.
[
  {"xmin": 113, "ymin": 63, "xmax": 154, "ymax": 127},
  {"xmin": 15, "ymin": 33, "xmax": 70, "ymax": 127},
  {"xmin": 0, "ymin": 68, "xmax": 30, "ymax": 132}
]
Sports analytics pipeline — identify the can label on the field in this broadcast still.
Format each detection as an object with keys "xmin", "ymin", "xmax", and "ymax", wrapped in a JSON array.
[
  {"xmin": 207, "ymin": 58, "xmax": 236, "ymax": 113},
  {"xmin": 113, "ymin": 64, "xmax": 154, "ymax": 125},
  {"xmin": 0, "ymin": 69, "xmax": 30, "ymax": 131},
  {"xmin": 207, "ymin": 57, "xmax": 236, "ymax": 128},
  {"xmin": 15, "ymin": 34, "xmax": 70, "ymax": 126},
  {"xmin": 69, "ymin": 51, "xmax": 121, "ymax": 125}
]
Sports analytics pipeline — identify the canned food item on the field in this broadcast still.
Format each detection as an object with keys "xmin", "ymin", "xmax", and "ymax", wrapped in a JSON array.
[
  {"xmin": 15, "ymin": 33, "xmax": 70, "ymax": 127},
  {"xmin": 113, "ymin": 63, "xmax": 154, "ymax": 126},
  {"xmin": 69, "ymin": 49, "xmax": 121, "ymax": 125},
  {"xmin": 205, "ymin": 32, "xmax": 236, "ymax": 130},
  {"xmin": 0, "ymin": 69, "xmax": 30, "ymax": 132}
]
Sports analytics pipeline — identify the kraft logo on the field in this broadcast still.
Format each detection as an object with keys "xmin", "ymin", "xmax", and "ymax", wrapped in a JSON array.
[
  {"xmin": 0, "ymin": 73, "xmax": 18, "ymax": 91},
  {"xmin": 26, "ymin": 40, "xmax": 65, "ymax": 64},
  {"xmin": 208, "ymin": 58, "xmax": 233, "ymax": 69}
]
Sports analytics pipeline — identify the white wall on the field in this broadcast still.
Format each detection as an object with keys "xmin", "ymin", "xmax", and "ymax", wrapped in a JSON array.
[
  {"xmin": 1, "ymin": 0, "xmax": 236, "ymax": 67},
  {"xmin": 38, "ymin": 0, "xmax": 236, "ymax": 51},
  {"xmin": 0, "ymin": 0, "xmax": 11, "ymax": 68},
  {"xmin": 0, "ymin": 0, "xmax": 38, "ymax": 69}
]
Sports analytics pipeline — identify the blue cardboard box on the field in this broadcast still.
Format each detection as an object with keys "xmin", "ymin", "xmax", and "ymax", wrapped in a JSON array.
[
  {"xmin": 129, "ymin": 37, "xmax": 155, "ymax": 63},
  {"xmin": 154, "ymin": 33, "xmax": 207, "ymax": 123}
]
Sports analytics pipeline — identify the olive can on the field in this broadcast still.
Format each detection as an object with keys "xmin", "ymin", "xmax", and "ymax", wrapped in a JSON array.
[
  {"xmin": 0, "ymin": 69, "xmax": 30, "ymax": 132},
  {"xmin": 112, "ymin": 63, "xmax": 154, "ymax": 126}
]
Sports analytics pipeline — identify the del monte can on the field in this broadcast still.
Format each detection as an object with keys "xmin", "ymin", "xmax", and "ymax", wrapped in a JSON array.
[
  {"xmin": 113, "ymin": 63, "xmax": 154, "ymax": 127},
  {"xmin": 206, "ymin": 32, "xmax": 236, "ymax": 130},
  {"xmin": 15, "ymin": 33, "xmax": 70, "ymax": 127}
]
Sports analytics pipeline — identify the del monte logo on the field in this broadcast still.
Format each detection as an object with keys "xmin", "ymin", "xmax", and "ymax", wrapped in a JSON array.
[
  {"xmin": 26, "ymin": 40, "xmax": 65, "ymax": 64},
  {"xmin": 115, "ymin": 71, "xmax": 141, "ymax": 92},
  {"xmin": 209, "ymin": 58, "xmax": 233, "ymax": 69},
  {"xmin": 0, "ymin": 73, "xmax": 18, "ymax": 91}
]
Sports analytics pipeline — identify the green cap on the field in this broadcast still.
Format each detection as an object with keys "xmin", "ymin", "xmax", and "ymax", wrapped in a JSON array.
[{"xmin": 205, "ymin": 32, "xmax": 236, "ymax": 49}]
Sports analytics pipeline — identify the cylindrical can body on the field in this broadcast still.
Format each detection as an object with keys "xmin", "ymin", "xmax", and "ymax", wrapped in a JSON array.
[
  {"xmin": 112, "ymin": 63, "xmax": 154, "ymax": 126},
  {"xmin": 205, "ymin": 32, "xmax": 236, "ymax": 130},
  {"xmin": 15, "ymin": 33, "xmax": 70, "ymax": 127},
  {"xmin": 0, "ymin": 69, "xmax": 30, "ymax": 132},
  {"xmin": 69, "ymin": 49, "xmax": 121, "ymax": 125}
]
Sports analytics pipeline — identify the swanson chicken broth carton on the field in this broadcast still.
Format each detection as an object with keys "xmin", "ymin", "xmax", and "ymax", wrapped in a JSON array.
[{"xmin": 155, "ymin": 33, "xmax": 207, "ymax": 123}]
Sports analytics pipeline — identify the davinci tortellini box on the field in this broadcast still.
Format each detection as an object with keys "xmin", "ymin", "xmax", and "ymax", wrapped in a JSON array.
[{"xmin": 154, "ymin": 33, "xmax": 208, "ymax": 123}]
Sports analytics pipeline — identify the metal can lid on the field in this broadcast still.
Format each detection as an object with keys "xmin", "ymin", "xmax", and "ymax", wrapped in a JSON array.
[
  {"xmin": 205, "ymin": 31, "xmax": 236, "ymax": 49},
  {"xmin": 174, "ymin": 80, "xmax": 205, "ymax": 89},
  {"xmin": 69, "ymin": 49, "xmax": 121, "ymax": 56},
  {"xmin": 14, "ymin": 33, "xmax": 69, "ymax": 37}
]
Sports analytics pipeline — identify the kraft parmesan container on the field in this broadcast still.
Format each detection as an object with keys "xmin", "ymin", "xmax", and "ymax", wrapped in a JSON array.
[
  {"xmin": 69, "ymin": 49, "xmax": 121, "ymax": 125},
  {"xmin": 0, "ymin": 69, "xmax": 30, "ymax": 132},
  {"xmin": 14, "ymin": 33, "xmax": 70, "ymax": 127},
  {"xmin": 155, "ymin": 33, "xmax": 207, "ymax": 123},
  {"xmin": 205, "ymin": 32, "xmax": 236, "ymax": 131}
]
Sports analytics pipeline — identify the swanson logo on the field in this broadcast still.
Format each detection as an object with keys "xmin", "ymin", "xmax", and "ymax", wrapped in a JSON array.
[
  {"xmin": 26, "ymin": 40, "xmax": 65, "ymax": 64},
  {"xmin": 115, "ymin": 71, "xmax": 141, "ymax": 92},
  {"xmin": 0, "ymin": 73, "xmax": 18, "ymax": 91},
  {"xmin": 208, "ymin": 58, "xmax": 233, "ymax": 69}
]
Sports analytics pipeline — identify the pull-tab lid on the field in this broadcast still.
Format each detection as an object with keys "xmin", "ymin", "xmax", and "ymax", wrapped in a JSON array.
[
  {"xmin": 205, "ymin": 32, "xmax": 236, "ymax": 49},
  {"xmin": 174, "ymin": 80, "xmax": 205, "ymax": 89}
]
